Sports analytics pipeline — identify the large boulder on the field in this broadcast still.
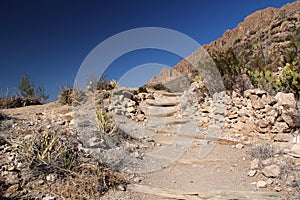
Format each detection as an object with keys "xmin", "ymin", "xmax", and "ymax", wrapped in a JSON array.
[{"xmin": 275, "ymin": 92, "xmax": 296, "ymax": 108}]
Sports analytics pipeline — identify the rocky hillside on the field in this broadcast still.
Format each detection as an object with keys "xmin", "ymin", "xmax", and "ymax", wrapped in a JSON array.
[{"xmin": 149, "ymin": 0, "xmax": 300, "ymax": 95}]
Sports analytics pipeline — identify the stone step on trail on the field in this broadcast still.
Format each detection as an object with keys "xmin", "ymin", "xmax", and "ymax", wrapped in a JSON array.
[
  {"xmin": 161, "ymin": 92, "xmax": 183, "ymax": 97},
  {"xmin": 143, "ymin": 108, "xmax": 178, "ymax": 117}
]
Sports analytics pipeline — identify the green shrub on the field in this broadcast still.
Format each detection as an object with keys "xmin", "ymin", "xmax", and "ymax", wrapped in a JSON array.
[
  {"xmin": 138, "ymin": 86, "xmax": 148, "ymax": 93},
  {"xmin": 153, "ymin": 83, "xmax": 167, "ymax": 90},
  {"xmin": 96, "ymin": 108, "xmax": 116, "ymax": 136}
]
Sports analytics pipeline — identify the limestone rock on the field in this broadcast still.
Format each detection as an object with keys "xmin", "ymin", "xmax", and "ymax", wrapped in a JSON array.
[
  {"xmin": 262, "ymin": 164, "xmax": 280, "ymax": 178},
  {"xmin": 248, "ymin": 170, "xmax": 257, "ymax": 177},
  {"xmin": 126, "ymin": 107, "xmax": 135, "ymax": 113},
  {"xmin": 291, "ymin": 143, "xmax": 300, "ymax": 155},
  {"xmin": 275, "ymin": 92, "xmax": 296, "ymax": 108},
  {"xmin": 250, "ymin": 158, "xmax": 260, "ymax": 170},
  {"xmin": 257, "ymin": 180, "xmax": 267, "ymax": 188}
]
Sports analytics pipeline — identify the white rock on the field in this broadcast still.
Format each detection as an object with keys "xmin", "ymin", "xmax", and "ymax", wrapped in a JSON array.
[
  {"xmin": 292, "ymin": 136, "xmax": 300, "ymax": 144},
  {"xmin": 69, "ymin": 119, "xmax": 75, "ymax": 125},
  {"xmin": 117, "ymin": 184, "xmax": 126, "ymax": 191},
  {"xmin": 126, "ymin": 107, "xmax": 135, "ymax": 113},
  {"xmin": 250, "ymin": 158, "xmax": 260, "ymax": 170},
  {"xmin": 46, "ymin": 173, "xmax": 57, "ymax": 182},
  {"xmin": 262, "ymin": 165, "xmax": 281, "ymax": 178},
  {"xmin": 291, "ymin": 143, "xmax": 300, "ymax": 155},
  {"xmin": 126, "ymin": 101, "xmax": 136, "ymax": 108},
  {"xmin": 266, "ymin": 178, "xmax": 273, "ymax": 185},
  {"xmin": 248, "ymin": 170, "xmax": 257, "ymax": 177},
  {"xmin": 43, "ymin": 194, "xmax": 56, "ymax": 200},
  {"xmin": 273, "ymin": 186, "xmax": 282, "ymax": 192},
  {"xmin": 257, "ymin": 180, "xmax": 267, "ymax": 188},
  {"xmin": 275, "ymin": 92, "xmax": 296, "ymax": 108},
  {"xmin": 235, "ymin": 143, "xmax": 244, "ymax": 149}
]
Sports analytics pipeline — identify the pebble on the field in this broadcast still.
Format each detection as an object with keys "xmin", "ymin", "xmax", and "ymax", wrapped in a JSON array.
[
  {"xmin": 273, "ymin": 185, "xmax": 282, "ymax": 192},
  {"xmin": 235, "ymin": 143, "xmax": 244, "ymax": 149},
  {"xmin": 117, "ymin": 184, "xmax": 126, "ymax": 191},
  {"xmin": 248, "ymin": 170, "xmax": 257, "ymax": 177},
  {"xmin": 257, "ymin": 180, "xmax": 267, "ymax": 188},
  {"xmin": 46, "ymin": 174, "xmax": 57, "ymax": 182}
]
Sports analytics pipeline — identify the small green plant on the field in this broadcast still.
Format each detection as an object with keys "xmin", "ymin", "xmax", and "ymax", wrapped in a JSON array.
[
  {"xmin": 153, "ymin": 82, "xmax": 167, "ymax": 90},
  {"xmin": 280, "ymin": 62, "xmax": 300, "ymax": 97},
  {"xmin": 96, "ymin": 108, "xmax": 116, "ymax": 135},
  {"xmin": 138, "ymin": 86, "xmax": 148, "ymax": 93},
  {"xmin": 193, "ymin": 74, "xmax": 203, "ymax": 83}
]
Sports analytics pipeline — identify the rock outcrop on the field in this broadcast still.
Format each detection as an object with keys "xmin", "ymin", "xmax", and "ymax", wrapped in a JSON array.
[{"xmin": 148, "ymin": 1, "xmax": 300, "ymax": 87}]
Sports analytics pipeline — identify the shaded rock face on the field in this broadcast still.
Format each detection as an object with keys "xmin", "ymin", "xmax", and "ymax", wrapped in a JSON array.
[{"xmin": 147, "ymin": 1, "xmax": 300, "ymax": 89}]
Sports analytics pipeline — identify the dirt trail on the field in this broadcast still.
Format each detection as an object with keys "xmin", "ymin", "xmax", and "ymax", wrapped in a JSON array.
[{"xmin": 99, "ymin": 89, "xmax": 284, "ymax": 199}]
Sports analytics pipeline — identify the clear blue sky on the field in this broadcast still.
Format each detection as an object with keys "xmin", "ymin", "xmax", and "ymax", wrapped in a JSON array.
[{"xmin": 0, "ymin": 0, "xmax": 295, "ymax": 102}]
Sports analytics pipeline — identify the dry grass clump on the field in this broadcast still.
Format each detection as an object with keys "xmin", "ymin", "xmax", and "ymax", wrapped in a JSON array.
[
  {"xmin": 247, "ymin": 144, "xmax": 278, "ymax": 160},
  {"xmin": 0, "ymin": 96, "xmax": 42, "ymax": 109},
  {"xmin": 96, "ymin": 108, "xmax": 117, "ymax": 136},
  {"xmin": 13, "ymin": 129, "xmax": 125, "ymax": 199},
  {"xmin": 58, "ymin": 87, "xmax": 86, "ymax": 106}
]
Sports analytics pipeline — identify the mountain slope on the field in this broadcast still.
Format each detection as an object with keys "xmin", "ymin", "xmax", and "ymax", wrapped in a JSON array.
[{"xmin": 148, "ymin": 1, "xmax": 300, "ymax": 95}]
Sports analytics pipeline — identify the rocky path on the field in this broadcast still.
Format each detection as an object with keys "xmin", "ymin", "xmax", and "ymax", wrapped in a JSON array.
[{"xmin": 99, "ymin": 88, "xmax": 284, "ymax": 199}]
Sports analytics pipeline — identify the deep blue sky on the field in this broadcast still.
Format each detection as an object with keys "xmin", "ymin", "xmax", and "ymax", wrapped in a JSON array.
[{"xmin": 0, "ymin": 0, "xmax": 295, "ymax": 102}]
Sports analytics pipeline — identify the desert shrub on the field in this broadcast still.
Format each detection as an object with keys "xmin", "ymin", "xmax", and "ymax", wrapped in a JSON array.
[
  {"xmin": 14, "ymin": 129, "xmax": 124, "ymax": 199},
  {"xmin": 22, "ymin": 96, "xmax": 42, "ymax": 106},
  {"xmin": 97, "ymin": 75, "xmax": 117, "ymax": 91},
  {"xmin": 96, "ymin": 108, "xmax": 116, "ymax": 136},
  {"xmin": 0, "ymin": 96, "xmax": 42, "ymax": 109},
  {"xmin": 18, "ymin": 130, "xmax": 78, "ymax": 170},
  {"xmin": 58, "ymin": 88, "xmax": 74, "ymax": 105},
  {"xmin": 0, "ymin": 97, "xmax": 22, "ymax": 109},
  {"xmin": 277, "ymin": 62, "xmax": 300, "ymax": 98},
  {"xmin": 211, "ymin": 48, "xmax": 245, "ymax": 92},
  {"xmin": 138, "ymin": 86, "xmax": 148, "ymax": 93},
  {"xmin": 18, "ymin": 74, "xmax": 49, "ymax": 102},
  {"xmin": 248, "ymin": 144, "xmax": 277, "ymax": 160},
  {"xmin": 153, "ymin": 83, "xmax": 167, "ymax": 90},
  {"xmin": 58, "ymin": 87, "xmax": 86, "ymax": 106}
]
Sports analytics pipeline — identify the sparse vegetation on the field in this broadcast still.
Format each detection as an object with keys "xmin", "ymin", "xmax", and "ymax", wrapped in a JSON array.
[
  {"xmin": 97, "ymin": 75, "xmax": 117, "ymax": 91},
  {"xmin": 8, "ymin": 129, "xmax": 125, "ymax": 199},
  {"xmin": 58, "ymin": 87, "xmax": 86, "ymax": 106},
  {"xmin": 248, "ymin": 144, "xmax": 278, "ymax": 160},
  {"xmin": 18, "ymin": 74, "xmax": 49, "ymax": 102},
  {"xmin": 153, "ymin": 82, "xmax": 167, "ymax": 90},
  {"xmin": 96, "ymin": 108, "xmax": 117, "ymax": 136},
  {"xmin": 138, "ymin": 86, "xmax": 148, "ymax": 93},
  {"xmin": 0, "ymin": 75, "xmax": 49, "ymax": 109}
]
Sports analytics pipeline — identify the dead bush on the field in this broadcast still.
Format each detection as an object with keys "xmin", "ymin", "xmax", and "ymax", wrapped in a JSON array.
[
  {"xmin": 12, "ymin": 129, "xmax": 124, "ymax": 199},
  {"xmin": 247, "ymin": 144, "xmax": 277, "ymax": 160},
  {"xmin": 58, "ymin": 87, "xmax": 86, "ymax": 106}
]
